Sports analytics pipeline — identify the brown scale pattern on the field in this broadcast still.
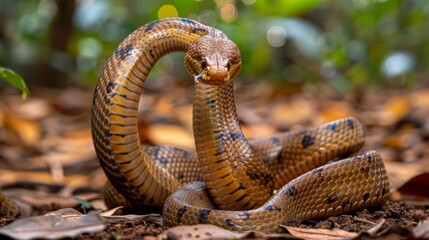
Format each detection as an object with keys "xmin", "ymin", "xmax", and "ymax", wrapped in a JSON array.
[
  {"xmin": 163, "ymin": 151, "xmax": 389, "ymax": 233},
  {"xmin": 89, "ymin": 17, "xmax": 390, "ymax": 233}
]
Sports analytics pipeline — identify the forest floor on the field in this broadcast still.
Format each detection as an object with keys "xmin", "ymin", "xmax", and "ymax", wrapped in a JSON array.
[{"xmin": 0, "ymin": 80, "xmax": 428, "ymax": 239}]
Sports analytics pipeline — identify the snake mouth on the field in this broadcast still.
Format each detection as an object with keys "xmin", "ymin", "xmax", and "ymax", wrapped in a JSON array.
[{"xmin": 195, "ymin": 62, "xmax": 231, "ymax": 85}]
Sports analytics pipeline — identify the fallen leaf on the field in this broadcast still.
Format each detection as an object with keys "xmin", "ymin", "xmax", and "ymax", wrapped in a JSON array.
[
  {"xmin": 413, "ymin": 218, "xmax": 429, "ymax": 239},
  {"xmin": 159, "ymin": 224, "xmax": 299, "ymax": 240},
  {"xmin": 269, "ymin": 99, "xmax": 314, "ymax": 129},
  {"xmin": 158, "ymin": 224, "xmax": 244, "ymax": 240},
  {"xmin": 3, "ymin": 189, "xmax": 101, "ymax": 209},
  {"xmin": 318, "ymin": 101, "xmax": 356, "ymax": 124},
  {"xmin": 377, "ymin": 96, "xmax": 411, "ymax": 126},
  {"xmin": 396, "ymin": 172, "xmax": 429, "ymax": 198},
  {"xmin": 146, "ymin": 124, "xmax": 194, "ymax": 150},
  {"xmin": 101, "ymin": 213, "xmax": 162, "ymax": 225},
  {"xmin": 283, "ymin": 226, "xmax": 358, "ymax": 240},
  {"xmin": 0, "ymin": 208, "xmax": 105, "ymax": 239},
  {"xmin": 3, "ymin": 112, "xmax": 41, "ymax": 145}
]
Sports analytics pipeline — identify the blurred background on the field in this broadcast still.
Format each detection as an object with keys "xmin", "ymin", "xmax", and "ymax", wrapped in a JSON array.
[{"xmin": 1, "ymin": 0, "xmax": 428, "ymax": 94}]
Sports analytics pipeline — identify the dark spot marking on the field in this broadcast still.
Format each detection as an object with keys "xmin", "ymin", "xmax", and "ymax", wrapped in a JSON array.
[
  {"xmin": 159, "ymin": 156, "xmax": 168, "ymax": 165},
  {"xmin": 264, "ymin": 205, "xmax": 273, "ymax": 211},
  {"xmin": 149, "ymin": 49, "xmax": 155, "ymax": 60},
  {"xmin": 366, "ymin": 153, "xmax": 372, "ymax": 163},
  {"xmin": 230, "ymin": 132, "xmax": 243, "ymax": 140},
  {"xmin": 216, "ymin": 157, "xmax": 228, "ymax": 164},
  {"xmin": 263, "ymin": 157, "xmax": 271, "ymax": 165},
  {"xmin": 181, "ymin": 18, "xmax": 196, "ymax": 25},
  {"xmin": 347, "ymin": 118, "xmax": 354, "ymax": 129},
  {"xmin": 327, "ymin": 196, "xmax": 335, "ymax": 203},
  {"xmin": 276, "ymin": 148, "xmax": 284, "ymax": 163},
  {"xmin": 108, "ymin": 92, "xmax": 128, "ymax": 99},
  {"xmin": 205, "ymin": 232, "xmax": 212, "ymax": 236},
  {"xmin": 241, "ymin": 211, "xmax": 249, "ymax": 220},
  {"xmin": 301, "ymin": 135, "xmax": 315, "ymax": 149},
  {"xmin": 327, "ymin": 123, "xmax": 337, "ymax": 132},
  {"xmin": 382, "ymin": 187, "xmax": 386, "ymax": 196},
  {"xmin": 313, "ymin": 168, "xmax": 323, "ymax": 177},
  {"xmin": 205, "ymin": 97, "xmax": 216, "ymax": 105},
  {"xmin": 363, "ymin": 193, "xmax": 370, "ymax": 201},
  {"xmin": 361, "ymin": 167, "xmax": 370, "ymax": 174},
  {"xmin": 192, "ymin": 28, "xmax": 207, "ymax": 34},
  {"xmin": 198, "ymin": 209, "xmax": 211, "ymax": 223},
  {"xmin": 224, "ymin": 219, "xmax": 236, "ymax": 227},
  {"xmin": 177, "ymin": 206, "xmax": 188, "ymax": 224},
  {"xmin": 271, "ymin": 137, "xmax": 280, "ymax": 145},
  {"xmin": 145, "ymin": 20, "xmax": 159, "ymax": 32},
  {"xmin": 287, "ymin": 186, "xmax": 298, "ymax": 196},
  {"xmin": 107, "ymin": 82, "xmax": 117, "ymax": 93},
  {"xmin": 214, "ymin": 150, "xmax": 226, "ymax": 156},
  {"xmin": 246, "ymin": 170, "xmax": 259, "ymax": 180},
  {"xmin": 263, "ymin": 205, "xmax": 281, "ymax": 212},
  {"xmin": 153, "ymin": 146, "xmax": 161, "ymax": 157},
  {"xmin": 177, "ymin": 171, "xmax": 184, "ymax": 180},
  {"xmin": 114, "ymin": 44, "xmax": 132, "ymax": 60}
]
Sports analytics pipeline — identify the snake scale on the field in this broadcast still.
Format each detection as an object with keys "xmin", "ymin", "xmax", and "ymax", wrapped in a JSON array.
[{"xmin": 89, "ymin": 17, "xmax": 390, "ymax": 233}]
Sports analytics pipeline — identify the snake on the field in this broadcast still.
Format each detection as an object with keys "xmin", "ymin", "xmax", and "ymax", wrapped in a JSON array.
[{"xmin": 89, "ymin": 17, "xmax": 390, "ymax": 234}]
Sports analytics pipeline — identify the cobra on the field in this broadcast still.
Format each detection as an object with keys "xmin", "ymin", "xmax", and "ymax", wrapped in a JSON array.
[{"xmin": 91, "ymin": 18, "xmax": 390, "ymax": 233}]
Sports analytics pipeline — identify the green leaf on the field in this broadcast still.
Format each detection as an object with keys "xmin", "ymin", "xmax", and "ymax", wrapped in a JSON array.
[
  {"xmin": 0, "ymin": 67, "xmax": 30, "ymax": 100},
  {"xmin": 73, "ymin": 197, "xmax": 92, "ymax": 213}
]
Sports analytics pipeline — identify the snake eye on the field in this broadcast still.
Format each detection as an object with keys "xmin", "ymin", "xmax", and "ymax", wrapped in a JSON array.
[
  {"xmin": 201, "ymin": 59, "xmax": 207, "ymax": 69},
  {"xmin": 226, "ymin": 61, "xmax": 231, "ymax": 70}
]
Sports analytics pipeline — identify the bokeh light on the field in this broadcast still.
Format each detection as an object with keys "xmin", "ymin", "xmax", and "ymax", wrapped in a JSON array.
[
  {"xmin": 381, "ymin": 52, "xmax": 415, "ymax": 78},
  {"xmin": 242, "ymin": 0, "xmax": 256, "ymax": 5},
  {"xmin": 219, "ymin": 3, "xmax": 237, "ymax": 22},
  {"xmin": 158, "ymin": 4, "xmax": 178, "ymax": 19},
  {"xmin": 267, "ymin": 26, "xmax": 287, "ymax": 47}
]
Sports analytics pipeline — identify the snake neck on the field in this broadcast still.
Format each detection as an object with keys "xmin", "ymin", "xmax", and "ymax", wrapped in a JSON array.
[
  {"xmin": 91, "ymin": 18, "xmax": 217, "ymax": 209},
  {"xmin": 193, "ymin": 82, "xmax": 274, "ymax": 210}
]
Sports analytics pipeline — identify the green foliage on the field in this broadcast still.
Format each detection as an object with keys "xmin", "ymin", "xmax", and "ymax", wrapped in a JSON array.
[
  {"xmin": 73, "ymin": 197, "xmax": 92, "ymax": 213},
  {"xmin": 0, "ymin": 0, "xmax": 428, "ymax": 92},
  {"xmin": 0, "ymin": 67, "xmax": 30, "ymax": 99}
]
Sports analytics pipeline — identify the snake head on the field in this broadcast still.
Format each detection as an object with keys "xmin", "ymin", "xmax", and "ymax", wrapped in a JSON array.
[{"xmin": 185, "ymin": 32, "xmax": 241, "ymax": 85}]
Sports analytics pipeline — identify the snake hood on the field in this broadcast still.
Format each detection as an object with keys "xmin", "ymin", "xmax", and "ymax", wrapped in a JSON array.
[{"xmin": 185, "ymin": 31, "xmax": 241, "ymax": 85}]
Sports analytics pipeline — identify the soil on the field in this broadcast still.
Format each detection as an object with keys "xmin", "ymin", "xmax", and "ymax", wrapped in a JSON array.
[{"xmin": 1, "ymin": 201, "xmax": 426, "ymax": 239}]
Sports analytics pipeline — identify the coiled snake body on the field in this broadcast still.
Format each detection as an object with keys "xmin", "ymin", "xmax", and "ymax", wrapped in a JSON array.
[{"xmin": 91, "ymin": 18, "xmax": 390, "ymax": 233}]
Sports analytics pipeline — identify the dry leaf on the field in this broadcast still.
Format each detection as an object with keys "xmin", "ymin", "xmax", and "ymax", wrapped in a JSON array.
[
  {"xmin": 242, "ymin": 123, "xmax": 279, "ymax": 139},
  {"xmin": 3, "ymin": 189, "xmax": 101, "ymax": 209},
  {"xmin": 396, "ymin": 172, "xmax": 429, "ymax": 198},
  {"xmin": 146, "ymin": 124, "xmax": 194, "ymax": 150},
  {"xmin": 0, "ymin": 208, "xmax": 105, "ymax": 239},
  {"xmin": 413, "ymin": 218, "xmax": 429, "ymax": 238},
  {"xmin": 101, "ymin": 213, "xmax": 162, "ymax": 225},
  {"xmin": 159, "ymin": 224, "xmax": 298, "ymax": 240},
  {"xmin": 158, "ymin": 224, "xmax": 242, "ymax": 240},
  {"xmin": 318, "ymin": 101, "xmax": 356, "ymax": 124},
  {"xmin": 269, "ymin": 99, "xmax": 314, "ymax": 129},
  {"xmin": 377, "ymin": 96, "xmax": 411, "ymax": 126},
  {"xmin": 3, "ymin": 112, "xmax": 41, "ymax": 145},
  {"xmin": 284, "ymin": 226, "xmax": 358, "ymax": 240}
]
